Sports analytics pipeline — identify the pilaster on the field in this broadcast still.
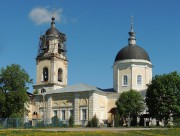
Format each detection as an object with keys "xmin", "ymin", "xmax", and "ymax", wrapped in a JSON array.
[
  {"xmin": 88, "ymin": 92, "xmax": 94, "ymax": 120},
  {"xmin": 46, "ymin": 95, "xmax": 52, "ymax": 124},
  {"xmin": 74, "ymin": 94, "xmax": 79, "ymax": 125}
]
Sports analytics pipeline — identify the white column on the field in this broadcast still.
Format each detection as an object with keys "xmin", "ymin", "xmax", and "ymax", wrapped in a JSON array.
[
  {"xmin": 46, "ymin": 95, "xmax": 52, "ymax": 124},
  {"xmin": 88, "ymin": 92, "xmax": 94, "ymax": 120},
  {"xmin": 50, "ymin": 59, "xmax": 55, "ymax": 84},
  {"xmin": 74, "ymin": 94, "xmax": 79, "ymax": 125}
]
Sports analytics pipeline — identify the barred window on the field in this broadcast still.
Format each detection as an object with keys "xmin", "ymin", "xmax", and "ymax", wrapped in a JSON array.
[
  {"xmin": 137, "ymin": 75, "xmax": 142, "ymax": 85},
  {"xmin": 43, "ymin": 67, "xmax": 48, "ymax": 81},
  {"xmin": 58, "ymin": 68, "xmax": 63, "ymax": 82}
]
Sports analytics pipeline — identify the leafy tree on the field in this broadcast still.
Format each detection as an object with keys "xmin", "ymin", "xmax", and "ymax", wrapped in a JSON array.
[
  {"xmin": 146, "ymin": 71, "xmax": 180, "ymax": 125},
  {"xmin": 116, "ymin": 89, "xmax": 144, "ymax": 126},
  {"xmin": 0, "ymin": 64, "xmax": 33, "ymax": 118}
]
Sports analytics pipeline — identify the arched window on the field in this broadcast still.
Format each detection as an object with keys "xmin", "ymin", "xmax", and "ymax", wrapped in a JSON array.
[
  {"xmin": 123, "ymin": 75, "xmax": 128, "ymax": 86},
  {"xmin": 43, "ymin": 67, "xmax": 48, "ymax": 81},
  {"xmin": 137, "ymin": 75, "xmax": 142, "ymax": 85},
  {"xmin": 58, "ymin": 68, "xmax": 63, "ymax": 82}
]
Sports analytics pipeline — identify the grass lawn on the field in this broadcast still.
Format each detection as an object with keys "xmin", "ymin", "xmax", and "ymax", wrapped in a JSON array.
[{"xmin": 0, "ymin": 128, "xmax": 180, "ymax": 136}]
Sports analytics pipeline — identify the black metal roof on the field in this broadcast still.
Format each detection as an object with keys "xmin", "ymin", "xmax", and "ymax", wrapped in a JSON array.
[
  {"xmin": 46, "ymin": 27, "xmax": 60, "ymax": 36},
  {"xmin": 115, "ymin": 45, "xmax": 150, "ymax": 62},
  {"xmin": 45, "ymin": 17, "xmax": 60, "ymax": 36}
]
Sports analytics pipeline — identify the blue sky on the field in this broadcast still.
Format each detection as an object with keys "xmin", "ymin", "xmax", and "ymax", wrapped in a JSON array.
[{"xmin": 0, "ymin": 0, "xmax": 180, "ymax": 92}]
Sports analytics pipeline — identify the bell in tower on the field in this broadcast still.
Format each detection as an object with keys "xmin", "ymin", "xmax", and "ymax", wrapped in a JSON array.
[{"xmin": 34, "ymin": 17, "xmax": 68, "ymax": 93}]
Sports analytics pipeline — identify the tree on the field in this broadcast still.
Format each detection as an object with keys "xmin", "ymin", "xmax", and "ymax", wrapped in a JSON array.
[
  {"xmin": 0, "ymin": 64, "xmax": 33, "ymax": 118},
  {"xmin": 146, "ymin": 71, "xmax": 180, "ymax": 125},
  {"xmin": 116, "ymin": 89, "xmax": 144, "ymax": 126}
]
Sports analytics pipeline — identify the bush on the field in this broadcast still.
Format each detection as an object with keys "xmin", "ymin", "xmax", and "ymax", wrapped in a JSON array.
[
  {"xmin": 173, "ymin": 118, "xmax": 180, "ymax": 127},
  {"xmin": 33, "ymin": 89, "xmax": 38, "ymax": 94},
  {"xmin": 114, "ymin": 112, "xmax": 120, "ymax": 127},
  {"xmin": 36, "ymin": 121, "xmax": 44, "ymax": 127},
  {"xmin": 9, "ymin": 113, "xmax": 21, "ymax": 118},
  {"xmin": 51, "ymin": 116, "xmax": 59, "ymax": 127},
  {"xmin": 87, "ymin": 115, "xmax": 99, "ymax": 127},
  {"xmin": 139, "ymin": 116, "xmax": 144, "ymax": 126},
  {"xmin": 131, "ymin": 115, "xmax": 137, "ymax": 126},
  {"xmin": 68, "ymin": 115, "xmax": 74, "ymax": 127}
]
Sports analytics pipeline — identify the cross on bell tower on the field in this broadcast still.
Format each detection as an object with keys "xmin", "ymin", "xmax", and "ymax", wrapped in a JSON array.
[{"xmin": 33, "ymin": 17, "xmax": 68, "ymax": 93}]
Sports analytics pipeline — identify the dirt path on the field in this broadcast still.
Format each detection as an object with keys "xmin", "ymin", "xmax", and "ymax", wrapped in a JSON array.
[{"xmin": 39, "ymin": 127, "xmax": 167, "ymax": 132}]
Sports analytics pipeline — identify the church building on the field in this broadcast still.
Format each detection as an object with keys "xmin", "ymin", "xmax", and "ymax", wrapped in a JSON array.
[{"xmin": 29, "ymin": 17, "xmax": 152, "ymax": 126}]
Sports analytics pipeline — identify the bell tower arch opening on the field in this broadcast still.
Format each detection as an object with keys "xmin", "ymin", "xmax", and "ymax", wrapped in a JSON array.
[{"xmin": 43, "ymin": 67, "xmax": 48, "ymax": 82}]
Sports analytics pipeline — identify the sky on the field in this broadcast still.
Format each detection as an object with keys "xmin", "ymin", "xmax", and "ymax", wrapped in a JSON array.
[{"xmin": 0, "ymin": 0, "xmax": 180, "ymax": 92}]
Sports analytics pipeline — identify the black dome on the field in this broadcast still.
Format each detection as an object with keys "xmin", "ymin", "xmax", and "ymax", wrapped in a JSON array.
[
  {"xmin": 45, "ymin": 17, "xmax": 60, "ymax": 36},
  {"xmin": 115, "ymin": 45, "xmax": 150, "ymax": 62},
  {"xmin": 46, "ymin": 27, "xmax": 60, "ymax": 36}
]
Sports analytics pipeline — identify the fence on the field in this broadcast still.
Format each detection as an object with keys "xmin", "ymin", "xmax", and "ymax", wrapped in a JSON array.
[{"xmin": 0, "ymin": 118, "xmax": 73, "ymax": 129}]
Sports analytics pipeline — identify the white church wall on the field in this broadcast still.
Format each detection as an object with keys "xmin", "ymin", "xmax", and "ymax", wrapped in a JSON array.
[{"xmin": 113, "ymin": 59, "xmax": 152, "ymax": 93}]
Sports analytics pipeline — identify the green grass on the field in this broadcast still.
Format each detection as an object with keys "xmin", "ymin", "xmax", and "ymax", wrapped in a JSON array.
[{"xmin": 0, "ymin": 128, "xmax": 180, "ymax": 136}]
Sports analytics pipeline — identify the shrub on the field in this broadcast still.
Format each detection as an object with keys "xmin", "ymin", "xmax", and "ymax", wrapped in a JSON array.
[
  {"xmin": 88, "ymin": 115, "xmax": 99, "ymax": 127},
  {"xmin": 114, "ymin": 112, "xmax": 120, "ymax": 127},
  {"xmin": 36, "ymin": 121, "xmax": 44, "ymax": 127},
  {"xmin": 33, "ymin": 89, "xmax": 38, "ymax": 94},
  {"xmin": 131, "ymin": 114, "xmax": 137, "ymax": 126},
  {"xmin": 51, "ymin": 116, "xmax": 59, "ymax": 127},
  {"xmin": 68, "ymin": 115, "xmax": 74, "ymax": 127},
  {"xmin": 173, "ymin": 118, "xmax": 180, "ymax": 127},
  {"xmin": 9, "ymin": 113, "xmax": 21, "ymax": 118},
  {"xmin": 139, "ymin": 116, "xmax": 144, "ymax": 126}
]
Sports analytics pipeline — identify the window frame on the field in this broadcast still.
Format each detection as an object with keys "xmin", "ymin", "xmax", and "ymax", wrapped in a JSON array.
[
  {"xmin": 53, "ymin": 110, "xmax": 57, "ymax": 117},
  {"xmin": 58, "ymin": 68, "xmax": 63, "ymax": 82},
  {"xmin": 122, "ymin": 75, "xmax": 128, "ymax": 86},
  {"xmin": 69, "ymin": 109, "xmax": 73, "ymax": 119},
  {"xmin": 43, "ymin": 67, "xmax": 48, "ymax": 82},
  {"xmin": 80, "ymin": 107, "xmax": 88, "ymax": 121},
  {"xmin": 82, "ymin": 109, "xmax": 87, "ymax": 120},
  {"xmin": 61, "ymin": 110, "xmax": 66, "ymax": 121},
  {"xmin": 137, "ymin": 75, "xmax": 142, "ymax": 86}
]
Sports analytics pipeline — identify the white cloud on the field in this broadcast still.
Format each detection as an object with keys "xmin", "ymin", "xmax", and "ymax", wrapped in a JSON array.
[{"xmin": 29, "ymin": 7, "xmax": 63, "ymax": 25}]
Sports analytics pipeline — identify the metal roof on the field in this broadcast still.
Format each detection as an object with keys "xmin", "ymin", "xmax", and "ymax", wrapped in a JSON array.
[
  {"xmin": 45, "ymin": 83, "xmax": 105, "ymax": 94},
  {"xmin": 115, "ymin": 45, "xmax": 150, "ymax": 62}
]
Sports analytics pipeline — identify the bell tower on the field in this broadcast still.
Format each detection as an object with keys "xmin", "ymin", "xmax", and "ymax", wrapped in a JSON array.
[{"xmin": 33, "ymin": 17, "xmax": 68, "ymax": 93}]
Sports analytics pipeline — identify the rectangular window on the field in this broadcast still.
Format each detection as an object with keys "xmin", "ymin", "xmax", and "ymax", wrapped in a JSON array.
[
  {"xmin": 82, "ymin": 109, "xmax": 87, "ymax": 120},
  {"xmin": 54, "ymin": 111, "xmax": 57, "ymax": 117},
  {"xmin": 137, "ymin": 75, "xmax": 142, "ymax": 85},
  {"xmin": 69, "ymin": 110, "xmax": 73, "ymax": 118},
  {"xmin": 61, "ymin": 110, "xmax": 65, "ymax": 120},
  {"xmin": 40, "ymin": 111, "xmax": 43, "ymax": 119},
  {"xmin": 122, "ymin": 75, "xmax": 128, "ymax": 86}
]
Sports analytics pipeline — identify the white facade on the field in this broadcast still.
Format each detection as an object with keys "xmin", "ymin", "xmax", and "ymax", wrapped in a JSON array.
[
  {"xmin": 29, "ymin": 17, "xmax": 153, "ymax": 126},
  {"xmin": 113, "ymin": 59, "xmax": 152, "ymax": 93}
]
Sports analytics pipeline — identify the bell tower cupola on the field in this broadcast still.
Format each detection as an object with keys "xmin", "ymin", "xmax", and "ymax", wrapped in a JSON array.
[{"xmin": 33, "ymin": 17, "xmax": 68, "ymax": 93}]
